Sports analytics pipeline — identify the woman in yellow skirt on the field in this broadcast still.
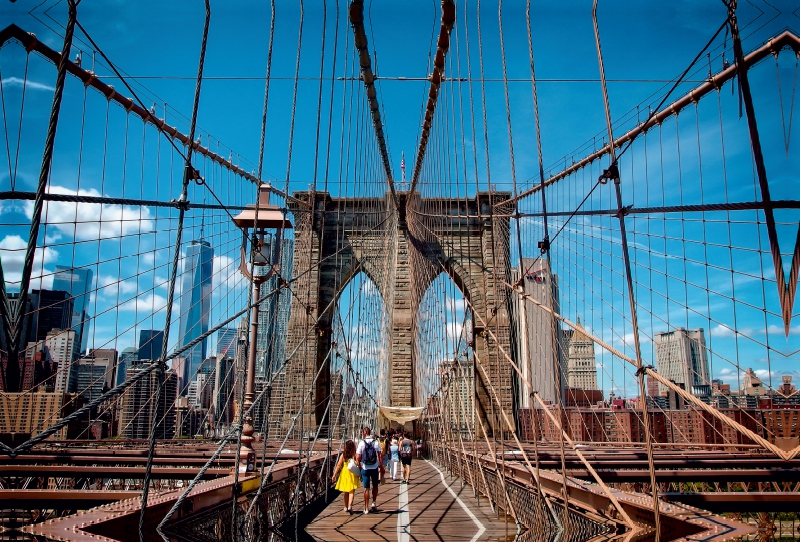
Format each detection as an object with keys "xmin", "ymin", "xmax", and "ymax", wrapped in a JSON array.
[{"xmin": 331, "ymin": 440, "xmax": 359, "ymax": 514}]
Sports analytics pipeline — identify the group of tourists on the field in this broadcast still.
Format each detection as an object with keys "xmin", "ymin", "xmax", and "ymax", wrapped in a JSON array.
[{"xmin": 330, "ymin": 425, "xmax": 418, "ymax": 515}]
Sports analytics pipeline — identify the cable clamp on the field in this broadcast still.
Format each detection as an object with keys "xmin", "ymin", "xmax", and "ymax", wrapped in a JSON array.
[
  {"xmin": 598, "ymin": 163, "xmax": 619, "ymax": 184},
  {"xmin": 615, "ymin": 204, "xmax": 633, "ymax": 218},
  {"xmin": 171, "ymin": 198, "xmax": 191, "ymax": 211},
  {"xmin": 635, "ymin": 364, "xmax": 654, "ymax": 377}
]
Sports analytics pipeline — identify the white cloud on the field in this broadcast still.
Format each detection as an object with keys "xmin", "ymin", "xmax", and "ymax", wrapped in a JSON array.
[
  {"xmin": 97, "ymin": 274, "xmax": 138, "ymax": 297},
  {"xmin": 118, "ymin": 293, "xmax": 170, "ymax": 314},
  {"xmin": 154, "ymin": 273, "xmax": 183, "ymax": 296},
  {"xmin": 753, "ymin": 369, "xmax": 773, "ymax": 380},
  {"xmin": 711, "ymin": 324, "xmax": 755, "ymax": 338},
  {"xmin": 716, "ymin": 366, "xmax": 736, "ymax": 378},
  {"xmin": 767, "ymin": 324, "xmax": 800, "ymax": 336},
  {"xmin": 446, "ymin": 297, "xmax": 467, "ymax": 313},
  {"xmin": 711, "ymin": 324, "xmax": 735, "ymax": 338},
  {"xmin": 445, "ymin": 321, "xmax": 464, "ymax": 342},
  {"xmin": 213, "ymin": 254, "xmax": 244, "ymax": 292},
  {"xmin": 0, "ymin": 234, "xmax": 58, "ymax": 289},
  {"xmin": 361, "ymin": 279, "xmax": 379, "ymax": 297},
  {"xmin": 1, "ymin": 77, "xmax": 55, "ymax": 92},
  {"xmin": 23, "ymin": 185, "xmax": 154, "ymax": 241}
]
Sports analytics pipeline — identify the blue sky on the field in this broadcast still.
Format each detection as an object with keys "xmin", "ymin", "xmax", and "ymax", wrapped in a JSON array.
[{"xmin": 1, "ymin": 0, "xmax": 798, "ymax": 398}]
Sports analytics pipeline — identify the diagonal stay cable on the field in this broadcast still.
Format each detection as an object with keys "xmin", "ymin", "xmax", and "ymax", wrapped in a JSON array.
[{"xmin": 138, "ymin": 3, "xmax": 210, "ymax": 538}]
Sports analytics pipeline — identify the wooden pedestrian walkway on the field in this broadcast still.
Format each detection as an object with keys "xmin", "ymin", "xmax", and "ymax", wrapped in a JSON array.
[{"xmin": 305, "ymin": 459, "xmax": 515, "ymax": 541}]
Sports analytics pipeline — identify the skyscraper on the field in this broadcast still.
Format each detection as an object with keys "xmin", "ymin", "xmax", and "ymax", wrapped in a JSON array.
[
  {"xmin": 516, "ymin": 258, "xmax": 565, "ymax": 405},
  {"xmin": 564, "ymin": 318, "xmax": 598, "ymax": 390},
  {"xmin": 213, "ymin": 354, "xmax": 235, "ymax": 427},
  {"xmin": 71, "ymin": 353, "xmax": 115, "ymax": 404},
  {"xmin": 52, "ymin": 266, "xmax": 93, "ymax": 357},
  {"xmin": 116, "ymin": 347, "xmax": 137, "ymax": 386},
  {"xmin": 216, "ymin": 327, "xmax": 237, "ymax": 358},
  {"xmin": 119, "ymin": 366, "xmax": 177, "ymax": 439},
  {"xmin": 27, "ymin": 290, "xmax": 73, "ymax": 344},
  {"xmin": 138, "ymin": 330, "xmax": 164, "ymax": 362},
  {"xmin": 654, "ymin": 328, "xmax": 709, "ymax": 395},
  {"xmin": 256, "ymin": 238, "xmax": 293, "ymax": 378},
  {"xmin": 49, "ymin": 329, "xmax": 76, "ymax": 393},
  {"xmin": 177, "ymin": 238, "xmax": 213, "ymax": 393}
]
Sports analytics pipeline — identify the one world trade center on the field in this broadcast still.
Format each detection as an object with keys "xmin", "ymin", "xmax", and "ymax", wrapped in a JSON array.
[{"xmin": 176, "ymin": 236, "xmax": 213, "ymax": 393}]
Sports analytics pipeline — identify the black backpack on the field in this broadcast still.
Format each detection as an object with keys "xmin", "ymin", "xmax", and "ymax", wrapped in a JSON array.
[
  {"xmin": 400, "ymin": 439, "xmax": 413, "ymax": 458},
  {"xmin": 362, "ymin": 438, "xmax": 378, "ymax": 464}
]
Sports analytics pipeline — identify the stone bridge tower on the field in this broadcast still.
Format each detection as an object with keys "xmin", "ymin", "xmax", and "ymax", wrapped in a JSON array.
[{"xmin": 279, "ymin": 190, "xmax": 516, "ymax": 437}]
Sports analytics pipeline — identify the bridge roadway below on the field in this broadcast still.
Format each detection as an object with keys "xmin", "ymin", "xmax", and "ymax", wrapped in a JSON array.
[{"xmin": 305, "ymin": 459, "xmax": 514, "ymax": 541}]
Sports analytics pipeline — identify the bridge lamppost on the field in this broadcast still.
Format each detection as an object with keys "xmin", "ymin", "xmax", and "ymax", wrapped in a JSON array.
[{"xmin": 232, "ymin": 184, "xmax": 292, "ymax": 473}]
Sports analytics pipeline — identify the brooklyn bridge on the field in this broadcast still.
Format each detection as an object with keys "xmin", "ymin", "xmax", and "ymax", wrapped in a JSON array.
[{"xmin": 0, "ymin": 0, "xmax": 799, "ymax": 540}]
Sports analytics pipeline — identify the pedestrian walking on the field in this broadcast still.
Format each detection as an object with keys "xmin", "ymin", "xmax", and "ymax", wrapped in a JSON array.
[
  {"xmin": 379, "ymin": 429, "xmax": 390, "ymax": 482},
  {"xmin": 400, "ymin": 431, "xmax": 414, "ymax": 484},
  {"xmin": 356, "ymin": 425, "xmax": 384, "ymax": 513},
  {"xmin": 389, "ymin": 437, "xmax": 400, "ymax": 481},
  {"xmin": 331, "ymin": 440, "xmax": 359, "ymax": 514}
]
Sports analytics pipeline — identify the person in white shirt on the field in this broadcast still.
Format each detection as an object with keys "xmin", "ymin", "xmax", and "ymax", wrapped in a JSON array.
[
  {"xmin": 356, "ymin": 425, "xmax": 384, "ymax": 513},
  {"xmin": 389, "ymin": 438, "xmax": 400, "ymax": 481}
]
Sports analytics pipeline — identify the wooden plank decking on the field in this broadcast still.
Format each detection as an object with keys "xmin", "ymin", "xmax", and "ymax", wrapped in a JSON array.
[{"xmin": 305, "ymin": 459, "xmax": 514, "ymax": 541}]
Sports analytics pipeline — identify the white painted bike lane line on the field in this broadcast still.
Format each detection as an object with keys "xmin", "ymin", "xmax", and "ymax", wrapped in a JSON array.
[
  {"xmin": 397, "ymin": 480, "xmax": 410, "ymax": 542},
  {"xmin": 426, "ymin": 459, "xmax": 487, "ymax": 542}
]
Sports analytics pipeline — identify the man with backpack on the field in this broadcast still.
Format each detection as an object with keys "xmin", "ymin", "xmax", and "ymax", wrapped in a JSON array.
[
  {"xmin": 399, "ymin": 431, "xmax": 414, "ymax": 484},
  {"xmin": 356, "ymin": 426, "xmax": 384, "ymax": 513}
]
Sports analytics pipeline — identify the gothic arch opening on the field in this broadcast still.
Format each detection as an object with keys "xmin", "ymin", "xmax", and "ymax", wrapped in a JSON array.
[
  {"xmin": 330, "ymin": 270, "xmax": 390, "ymax": 436},
  {"xmin": 414, "ymin": 272, "xmax": 474, "ymax": 438}
]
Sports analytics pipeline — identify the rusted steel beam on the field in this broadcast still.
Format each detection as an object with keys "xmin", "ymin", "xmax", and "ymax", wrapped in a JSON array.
[
  {"xmin": 1, "ymin": 453, "xmax": 304, "ymax": 466},
  {"xmin": 566, "ymin": 468, "xmax": 800, "ymax": 483},
  {"xmin": 0, "ymin": 489, "xmax": 140, "ymax": 510},
  {"xmin": 0, "ymin": 465, "xmax": 230, "ymax": 479},
  {"xmin": 662, "ymin": 492, "xmax": 800, "ymax": 513},
  {"xmin": 409, "ymin": 0, "xmax": 455, "ymax": 194},
  {"xmin": 0, "ymin": 23, "xmax": 305, "ymax": 207},
  {"xmin": 348, "ymin": 1, "xmax": 395, "ymax": 200},
  {"xmin": 497, "ymin": 29, "xmax": 800, "ymax": 207}
]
